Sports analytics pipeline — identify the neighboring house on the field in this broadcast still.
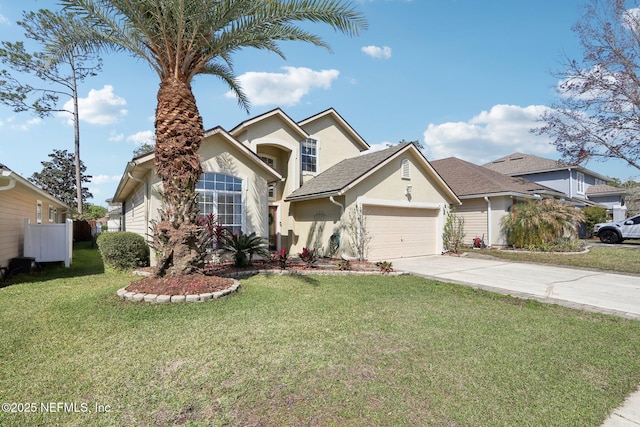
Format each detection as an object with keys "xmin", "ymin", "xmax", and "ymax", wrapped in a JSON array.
[
  {"xmin": 483, "ymin": 153, "xmax": 627, "ymax": 220},
  {"xmin": 105, "ymin": 198, "xmax": 122, "ymax": 232},
  {"xmin": 0, "ymin": 163, "xmax": 70, "ymax": 268},
  {"xmin": 431, "ymin": 157, "xmax": 566, "ymax": 247},
  {"xmin": 112, "ymin": 108, "xmax": 459, "ymax": 262}
]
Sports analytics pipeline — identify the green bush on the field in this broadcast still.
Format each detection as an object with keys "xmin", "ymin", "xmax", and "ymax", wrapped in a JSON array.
[
  {"xmin": 96, "ymin": 232, "xmax": 150, "ymax": 270},
  {"xmin": 582, "ymin": 206, "xmax": 609, "ymax": 237}
]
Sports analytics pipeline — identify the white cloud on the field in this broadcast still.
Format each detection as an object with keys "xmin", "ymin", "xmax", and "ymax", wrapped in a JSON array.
[
  {"xmin": 423, "ymin": 104, "xmax": 556, "ymax": 164},
  {"xmin": 90, "ymin": 174, "xmax": 121, "ymax": 185},
  {"xmin": 0, "ymin": 15, "xmax": 9, "ymax": 25},
  {"xmin": 361, "ymin": 45, "xmax": 392, "ymax": 59},
  {"xmin": 107, "ymin": 130, "xmax": 124, "ymax": 142},
  {"xmin": 126, "ymin": 130, "xmax": 155, "ymax": 145},
  {"xmin": 62, "ymin": 85, "xmax": 127, "ymax": 125},
  {"xmin": 9, "ymin": 117, "xmax": 43, "ymax": 131},
  {"xmin": 226, "ymin": 66, "xmax": 340, "ymax": 107}
]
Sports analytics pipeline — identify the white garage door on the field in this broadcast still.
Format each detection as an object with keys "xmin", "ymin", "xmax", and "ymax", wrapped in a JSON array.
[{"xmin": 364, "ymin": 205, "xmax": 438, "ymax": 261}]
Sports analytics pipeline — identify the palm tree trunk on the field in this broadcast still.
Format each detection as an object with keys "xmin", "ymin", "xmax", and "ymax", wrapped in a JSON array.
[{"xmin": 152, "ymin": 76, "xmax": 206, "ymax": 277}]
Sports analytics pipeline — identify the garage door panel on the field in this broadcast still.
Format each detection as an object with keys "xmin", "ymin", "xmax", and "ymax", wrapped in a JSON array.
[{"xmin": 364, "ymin": 206, "xmax": 437, "ymax": 261}]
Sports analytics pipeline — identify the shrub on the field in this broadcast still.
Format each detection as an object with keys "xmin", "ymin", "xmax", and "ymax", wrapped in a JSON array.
[
  {"xmin": 336, "ymin": 259, "xmax": 351, "ymax": 271},
  {"xmin": 222, "ymin": 231, "xmax": 269, "ymax": 267},
  {"xmin": 272, "ymin": 248, "xmax": 289, "ymax": 270},
  {"xmin": 582, "ymin": 206, "xmax": 609, "ymax": 237},
  {"xmin": 443, "ymin": 207, "xmax": 466, "ymax": 253},
  {"xmin": 96, "ymin": 232, "xmax": 149, "ymax": 270},
  {"xmin": 501, "ymin": 199, "xmax": 585, "ymax": 249},
  {"xmin": 299, "ymin": 247, "xmax": 317, "ymax": 268},
  {"xmin": 375, "ymin": 260, "xmax": 394, "ymax": 274}
]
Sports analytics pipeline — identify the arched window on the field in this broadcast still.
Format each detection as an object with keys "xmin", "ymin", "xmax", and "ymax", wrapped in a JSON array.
[{"xmin": 196, "ymin": 173, "xmax": 243, "ymax": 234}]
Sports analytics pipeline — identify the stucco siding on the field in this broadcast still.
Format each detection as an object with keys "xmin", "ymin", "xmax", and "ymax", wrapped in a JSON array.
[
  {"xmin": 288, "ymin": 198, "xmax": 342, "ymax": 257},
  {"xmin": 301, "ymin": 115, "xmax": 365, "ymax": 172}
]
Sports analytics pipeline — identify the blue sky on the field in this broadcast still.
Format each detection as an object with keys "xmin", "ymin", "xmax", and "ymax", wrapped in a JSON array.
[{"xmin": 0, "ymin": 0, "xmax": 638, "ymax": 206}]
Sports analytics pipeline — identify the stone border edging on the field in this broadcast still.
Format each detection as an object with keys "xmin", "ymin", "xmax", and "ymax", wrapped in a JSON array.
[
  {"xmin": 117, "ymin": 279, "xmax": 241, "ymax": 304},
  {"xmin": 118, "ymin": 268, "xmax": 406, "ymax": 303}
]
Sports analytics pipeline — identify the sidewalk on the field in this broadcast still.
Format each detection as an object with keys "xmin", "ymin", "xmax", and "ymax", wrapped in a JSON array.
[{"xmin": 391, "ymin": 255, "xmax": 640, "ymax": 426}]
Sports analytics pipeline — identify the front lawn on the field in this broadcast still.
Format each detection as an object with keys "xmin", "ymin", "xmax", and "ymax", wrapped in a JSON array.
[
  {"xmin": 1, "ymin": 245, "xmax": 639, "ymax": 426},
  {"xmin": 468, "ymin": 245, "xmax": 640, "ymax": 275}
]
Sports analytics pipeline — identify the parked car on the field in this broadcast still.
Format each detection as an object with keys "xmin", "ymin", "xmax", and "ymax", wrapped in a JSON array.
[{"xmin": 593, "ymin": 214, "xmax": 640, "ymax": 244}]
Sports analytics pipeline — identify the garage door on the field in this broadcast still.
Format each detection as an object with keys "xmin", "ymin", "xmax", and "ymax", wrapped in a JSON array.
[{"xmin": 364, "ymin": 205, "xmax": 438, "ymax": 261}]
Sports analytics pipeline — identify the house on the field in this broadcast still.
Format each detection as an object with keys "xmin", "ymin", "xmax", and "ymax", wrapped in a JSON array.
[
  {"xmin": 483, "ymin": 153, "xmax": 627, "ymax": 220},
  {"xmin": 431, "ymin": 157, "xmax": 566, "ymax": 247},
  {"xmin": 105, "ymin": 198, "xmax": 122, "ymax": 232},
  {"xmin": 112, "ymin": 108, "xmax": 459, "ymax": 262},
  {"xmin": 0, "ymin": 163, "xmax": 70, "ymax": 269}
]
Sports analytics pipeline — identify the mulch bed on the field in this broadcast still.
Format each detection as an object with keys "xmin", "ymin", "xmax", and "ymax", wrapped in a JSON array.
[{"xmin": 126, "ymin": 274, "xmax": 235, "ymax": 296}]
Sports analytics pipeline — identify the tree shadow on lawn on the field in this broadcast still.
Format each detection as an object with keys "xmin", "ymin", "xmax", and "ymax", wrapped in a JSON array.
[
  {"xmin": 0, "ymin": 241, "xmax": 105, "ymax": 288},
  {"xmin": 260, "ymin": 271, "xmax": 320, "ymax": 287}
]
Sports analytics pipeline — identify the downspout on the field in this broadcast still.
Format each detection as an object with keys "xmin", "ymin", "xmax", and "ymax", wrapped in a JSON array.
[
  {"xmin": 568, "ymin": 168, "xmax": 573, "ymax": 198},
  {"xmin": 484, "ymin": 196, "xmax": 492, "ymax": 247}
]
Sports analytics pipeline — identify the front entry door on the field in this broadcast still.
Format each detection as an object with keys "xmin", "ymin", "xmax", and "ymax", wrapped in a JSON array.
[{"xmin": 268, "ymin": 206, "xmax": 278, "ymax": 250}]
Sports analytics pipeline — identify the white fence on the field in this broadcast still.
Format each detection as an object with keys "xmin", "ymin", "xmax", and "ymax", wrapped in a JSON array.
[{"xmin": 24, "ymin": 218, "xmax": 73, "ymax": 267}]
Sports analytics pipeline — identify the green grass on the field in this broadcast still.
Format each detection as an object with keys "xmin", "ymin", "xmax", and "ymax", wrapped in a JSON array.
[
  {"xmin": 1, "ymin": 244, "xmax": 639, "ymax": 426},
  {"xmin": 467, "ymin": 244, "xmax": 640, "ymax": 275}
]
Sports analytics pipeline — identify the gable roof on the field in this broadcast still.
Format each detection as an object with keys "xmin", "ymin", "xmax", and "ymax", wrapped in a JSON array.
[
  {"xmin": 483, "ymin": 152, "xmax": 611, "ymax": 181},
  {"xmin": 0, "ymin": 163, "xmax": 71, "ymax": 209},
  {"xmin": 431, "ymin": 157, "xmax": 565, "ymax": 199},
  {"xmin": 285, "ymin": 143, "xmax": 459, "ymax": 203},
  {"xmin": 297, "ymin": 108, "xmax": 370, "ymax": 150},
  {"xmin": 112, "ymin": 126, "xmax": 283, "ymax": 202},
  {"xmin": 228, "ymin": 108, "xmax": 308, "ymax": 140}
]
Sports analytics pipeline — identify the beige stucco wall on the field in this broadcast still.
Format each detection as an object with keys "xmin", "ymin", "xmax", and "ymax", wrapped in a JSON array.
[
  {"xmin": 121, "ymin": 134, "xmax": 275, "ymax": 265},
  {"xmin": 300, "ymin": 114, "xmax": 366, "ymax": 174},
  {"xmin": 344, "ymin": 152, "xmax": 452, "ymax": 207},
  {"xmin": 0, "ymin": 179, "xmax": 68, "ymax": 267},
  {"xmin": 333, "ymin": 151, "xmax": 453, "ymax": 256},
  {"xmin": 287, "ymin": 197, "xmax": 342, "ymax": 257}
]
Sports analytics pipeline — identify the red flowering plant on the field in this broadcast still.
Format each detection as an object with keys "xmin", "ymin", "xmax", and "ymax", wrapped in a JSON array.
[
  {"xmin": 196, "ymin": 213, "xmax": 229, "ymax": 252},
  {"xmin": 299, "ymin": 247, "xmax": 317, "ymax": 268},
  {"xmin": 272, "ymin": 248, "xmax": 289, "ymax": 270}
]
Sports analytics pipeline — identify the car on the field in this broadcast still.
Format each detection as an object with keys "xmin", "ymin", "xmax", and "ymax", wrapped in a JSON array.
[{"xmin": 593, "ymin": 213, "xmax": 640, "ymax": 244}]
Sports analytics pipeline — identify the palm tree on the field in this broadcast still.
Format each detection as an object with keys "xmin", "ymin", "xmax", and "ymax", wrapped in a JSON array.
[{"xmin": 60, "ymin": 0, "xmax": 367, "ymax": 277}]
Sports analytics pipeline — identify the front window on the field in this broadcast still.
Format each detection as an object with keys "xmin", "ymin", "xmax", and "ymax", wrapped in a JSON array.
[
  {"xmin": 196, "ymin": 173, "xmax": 243, "ymax": 235},
  {"xmin": 577, "ymin": 171, "xmax": 585, "ymax": 195},
  {"xmin": 36, "ymin": 201, "xmax": 42, "ymax": 224},
  {"xmin": 301, "ymin": 138, "xmax": 317, "ymax": 173}
]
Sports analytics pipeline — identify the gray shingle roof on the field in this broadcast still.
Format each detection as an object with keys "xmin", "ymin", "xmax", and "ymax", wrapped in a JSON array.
[
  {"xmin": 431, "ymin": 157, "xmax": 561, "ymax": 197},
  {"xmin": 482, "ymin": 152, "xmax": 572, "ymax": 175},
  {"xmin": 285, "ymin": 143, "xmax": 411, "ymax": 201},
  {"xmin": 586, "ymin": 184, "xmax": 628, "ymax": 195}
]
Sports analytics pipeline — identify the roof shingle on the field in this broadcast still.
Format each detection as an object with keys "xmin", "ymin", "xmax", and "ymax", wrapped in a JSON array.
[
  {"xmin": 285, "ymin": 143, "xmax": 411, "ymax": 200},
  {"xmin": 431, "ymin": 157, "xmax": 561, "ymax": 197}
]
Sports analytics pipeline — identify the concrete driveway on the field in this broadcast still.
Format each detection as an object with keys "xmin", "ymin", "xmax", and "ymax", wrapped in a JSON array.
[
  {"xmin": 392, "ymin": 254, "xmax": 640, "ymax": 426},
  {"xmin": 391, "ymin": 255, "xmax": 640, "ymax": 320}
]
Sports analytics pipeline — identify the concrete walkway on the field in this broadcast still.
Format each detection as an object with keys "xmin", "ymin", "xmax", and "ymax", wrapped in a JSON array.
[{"xmin": 391, "ymin": 255, "xmax": 640, "ymax": 427}]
